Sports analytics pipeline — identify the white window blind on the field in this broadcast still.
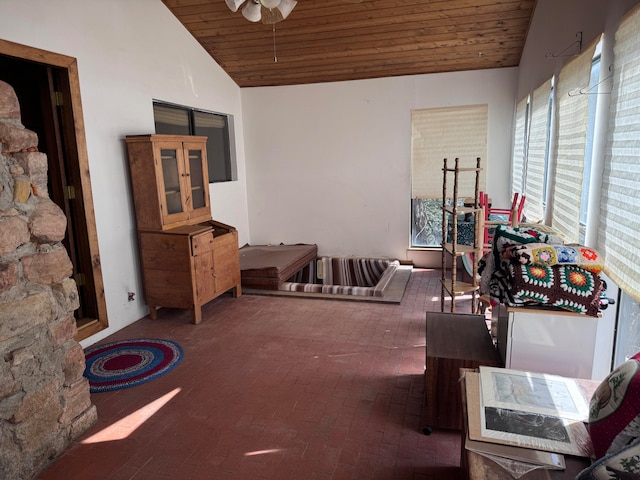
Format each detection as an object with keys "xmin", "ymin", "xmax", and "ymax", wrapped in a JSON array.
[
  {"xmin": 411, "ymin": 104, "xmax": 487, "ymax": 199},
  {"xmin": 599, "ymin": 5, "xmax": 640, "ymax": 302},
  {"xmin": 193, "ymin": 110, "xmax": 227, "ymax": 128},
  {"xmin": 511, "ymin": 97, "xmax": 528, "ymax": 197},
  {"xmin": 154, "ymin": 104, "xmax": 190, "ymax": 126},
  {"xmin": 524, "ymin": 80, "xmax": 552, "ymax": 223},
  {"xmin": 549, "ymin": 39, "xmax": 598, "ymax": 243}
]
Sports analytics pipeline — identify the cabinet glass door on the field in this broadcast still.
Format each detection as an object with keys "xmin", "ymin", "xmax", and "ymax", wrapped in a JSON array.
[
  {"xmin": 188, "ymin": 149, "xmax": 206, "ymax": 209},
  {"xmin": 160, "ymin": 148, "xmax": 184, "ymax": 214}
]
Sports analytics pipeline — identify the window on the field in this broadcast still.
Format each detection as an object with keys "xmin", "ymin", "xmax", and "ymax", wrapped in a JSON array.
[
  {"xmin": 579, "ymin": 46, "xmax": 602, "ymax": 243},
  {"xmin": 153, "ymin": 102, "xmax": 237, "ymax": 183},
  {"xmin": 511, "ymin": 97, "xmax": 529, "ymax": 197},
  {"xmin": 514, "ymin": 41, "xmax": 601, "ymax": 231},
  {"xmin": 542, "ymin": 87, "xmax": 553, "ymax": 210},
  {"xmin": 548, "ymin": 38, "xmax": 599, "ymax": 243},
  {"xmin": 506, "ymin": 6, "xmax": 640, "ymax": 371},
  {"xmin": 598, "ymin": 5, "xmax": 640, "ymax": 302},
  {"xmin": 523, "ymin": 80, "xmax": 552, "ymax": 223},
  {"xmin": 511, "ymin": 80, "xmax": 554, "ymax": 225},
  {"xmin": 410, "ymin": 104, "xmax": 488, "ymax": 247}
]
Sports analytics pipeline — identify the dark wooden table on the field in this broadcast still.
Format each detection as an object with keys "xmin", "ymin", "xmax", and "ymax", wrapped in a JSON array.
[{"xmin": 423, "ymin": 312, "xmax": 502, "ymax": 431}]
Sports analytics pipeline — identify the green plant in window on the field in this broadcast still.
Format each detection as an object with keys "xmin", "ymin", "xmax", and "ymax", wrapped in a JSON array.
[{"xmin": 412, "ymin": 199, "xmax": 443, "ymax": 247}]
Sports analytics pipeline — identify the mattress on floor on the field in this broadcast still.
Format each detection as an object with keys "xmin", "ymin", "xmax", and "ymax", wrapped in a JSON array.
[
  {"xmin": 239, "ymin": 244, "xmax": 318, "ymax": 290},
  {"xmin": 280, "ymin": 257, "xmax": 399, "ymax": 297}
]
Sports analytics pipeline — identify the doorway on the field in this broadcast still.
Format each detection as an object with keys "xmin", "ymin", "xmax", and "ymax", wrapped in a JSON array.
[{"xmin": 0, "ymin": 40, "xmax": 108, "ymax": 341}]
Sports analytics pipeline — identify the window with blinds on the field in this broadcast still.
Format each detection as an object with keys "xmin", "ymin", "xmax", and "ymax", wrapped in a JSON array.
[
  {"xmin": 523, "ymin": 80, "xmax": 552, "ymax": 223},
  {"xmin": 598, "ymin": 5, "xmax": 640, "ymax": 302},
  {"xmin": 153, "ymin": 102, "xmax": 237, "ymax": 183},
  {"xmin": 410, "ymin": 104, "xmax": 488, "ymax": 247},
  {"xmin": 548, "ymin": 38, "xmax": 599, "ymax": 243},
  {"xmin": 511, "ymin": 97, "xmax": 528, "ymax": 198}
]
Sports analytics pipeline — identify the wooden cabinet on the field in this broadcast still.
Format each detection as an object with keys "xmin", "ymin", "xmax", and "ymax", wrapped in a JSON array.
[
  {"xmin": 126, "ymin": 134, "xmax": 211, "ymax": 231},
  {"xmin": 126, "ymin": 134, "xmax": 241, "ymax": 324},
  {"xmin": 138, "ymin": 222, "xmax": 241, "ymax": 324}
]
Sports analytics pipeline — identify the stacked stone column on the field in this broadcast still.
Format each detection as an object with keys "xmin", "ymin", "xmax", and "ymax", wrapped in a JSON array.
[{"xmin": 0, "ymin": 80, "xmax": 96, "ymax": 480}]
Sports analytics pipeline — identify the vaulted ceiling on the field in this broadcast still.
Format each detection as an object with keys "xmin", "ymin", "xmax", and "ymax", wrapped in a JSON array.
[{"xmin": 162, "ymin": 0, "xmax": 537, "ymax": 88}]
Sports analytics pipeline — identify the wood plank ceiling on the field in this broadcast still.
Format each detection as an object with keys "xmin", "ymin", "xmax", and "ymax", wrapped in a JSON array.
[{"xmin": 162, "ymin": 0, "xmax": 537, "ymax": 88}]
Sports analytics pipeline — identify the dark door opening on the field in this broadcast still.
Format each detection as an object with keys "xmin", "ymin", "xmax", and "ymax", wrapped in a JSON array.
[{"xmin": 0, "ymin": 51, "xmax": 107, "ymax": 339}]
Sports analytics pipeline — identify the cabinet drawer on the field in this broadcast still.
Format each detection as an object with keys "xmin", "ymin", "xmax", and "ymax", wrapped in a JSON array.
[{"xmin": 191, "ymin": 231, "xmax": 214, "ymax": 256}]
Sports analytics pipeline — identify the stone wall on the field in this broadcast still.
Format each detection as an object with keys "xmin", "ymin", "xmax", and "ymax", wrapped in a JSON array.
[{"xmin": 0, "ymin": 80, "xmax": 97, "ymax": 479}]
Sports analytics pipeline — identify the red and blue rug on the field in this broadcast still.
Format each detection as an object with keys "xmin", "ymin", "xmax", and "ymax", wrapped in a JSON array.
[{"xmin": 83, "ymin": 338, "xmax": 183, "ymax": 393}]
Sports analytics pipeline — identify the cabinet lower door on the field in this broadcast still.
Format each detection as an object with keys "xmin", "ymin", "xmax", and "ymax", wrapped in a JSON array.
[
  {"xmin": 139, "ymin": 231, "xmax": 194, "ymax": 309},
  {"xmin": 213, "ymin": 232, "xmax": 241, "ymax": 294},
  {"xmin": 194, "ymin": 251, "xmax": 216, "ymax": 303}
]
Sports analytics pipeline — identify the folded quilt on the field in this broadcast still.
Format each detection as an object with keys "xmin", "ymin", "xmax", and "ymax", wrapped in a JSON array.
[
  {"xmin": 480, "ymin": 225, "xmax": 564, "ymax": 303},
  {"xmin": 492, "ymin": 224, "xmax": 564, "ymax": 263},
  {"xmin": 479, "ymin": 225, "xmax": 604, "ymax": 316},
  {"xmin": 503, "ymin": 243, "xmax": 603, "ymax": 274},
  {"xmin": 509, "ymin": 263, "xmax": 603, "ymax": 316}
]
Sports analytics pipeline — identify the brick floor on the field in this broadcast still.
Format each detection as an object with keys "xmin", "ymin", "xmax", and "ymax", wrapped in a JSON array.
[{"xmin": 38, "ymin": 268, "xmax": 471, "ymax": 480}]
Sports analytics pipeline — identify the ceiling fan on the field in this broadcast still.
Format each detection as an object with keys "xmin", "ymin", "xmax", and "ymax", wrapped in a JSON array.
[
  {"xmin": 225, "ymin": 0, "xmax": 364, "ymax": 25},
  {"xmin": 225, "ymin": 0, "xmax": 297, "ymax": 24}
]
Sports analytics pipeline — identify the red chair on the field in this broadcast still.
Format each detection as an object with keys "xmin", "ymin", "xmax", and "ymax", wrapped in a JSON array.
[{"xmin": 480, "ymin": 192, "xmax": 526, "ymax": 253}]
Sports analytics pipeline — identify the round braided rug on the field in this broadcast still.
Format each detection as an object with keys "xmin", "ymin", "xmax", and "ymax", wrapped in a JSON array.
[{"xmin": 83, "ymin": 338, "xmax": 183, "ymax": 393}]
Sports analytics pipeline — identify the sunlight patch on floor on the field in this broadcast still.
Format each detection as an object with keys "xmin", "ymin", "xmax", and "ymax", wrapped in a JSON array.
[
  {"xmin": 81, "ymin": 388, "xmax": 182, "ymax": 444},
  {"xmin": 244, "ymin": 449, "xmax": 284, "ymax": 456},
  {"xmin": 432, "ymin": 293, "xmax": 474, "ymax": 302}
]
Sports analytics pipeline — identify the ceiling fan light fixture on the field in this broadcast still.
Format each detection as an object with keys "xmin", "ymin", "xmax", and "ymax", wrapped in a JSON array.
[
  {"xmin": 242, "ymin": 0, "xmax": 262, "ymax": 22},
  {"xmin": 261, "ymin": 0, "xmax": 281, "ymax": 9},
  {"xmin": 227, "ymin": 0, "xmax": 297, "ymax": 24},
  {"xmin": 225, "ymin": 0, "xmax": 246, "ymax": 13}
]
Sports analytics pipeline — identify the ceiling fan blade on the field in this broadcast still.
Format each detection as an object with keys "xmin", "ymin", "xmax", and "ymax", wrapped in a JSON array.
[
  {"xmin": 242, "ymin": 1, "xmax": 262, "ymax": 21},
  {"xmin": 225, "ymin": 0, "xmax": 247, "ymax": 12}
]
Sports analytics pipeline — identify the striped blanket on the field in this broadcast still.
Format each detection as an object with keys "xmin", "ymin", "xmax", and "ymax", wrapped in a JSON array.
[{"xmin": 280, "ymin": 257, "xmax": 398, "ymax": 297}]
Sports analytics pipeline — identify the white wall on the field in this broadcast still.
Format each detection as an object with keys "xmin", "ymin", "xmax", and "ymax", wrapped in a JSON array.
[
  {"xmin": 0, "ymin": 0, "xmax": 250, "ymax": 346},
  {"xmin": 242, "ymin": 68, "xmax": 518, "ymax": 260}
]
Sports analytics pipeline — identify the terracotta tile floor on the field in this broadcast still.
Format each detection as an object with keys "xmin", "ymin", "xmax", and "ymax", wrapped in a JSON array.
[{"xmin": 39, "ymin": 268, "xmax": 474, "ymax": 480}]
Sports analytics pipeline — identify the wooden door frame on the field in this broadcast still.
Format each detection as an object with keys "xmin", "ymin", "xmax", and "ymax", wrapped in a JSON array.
[{"xmin": 0, "ymin": 39, "xmax": 108, "ymax": 341}]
